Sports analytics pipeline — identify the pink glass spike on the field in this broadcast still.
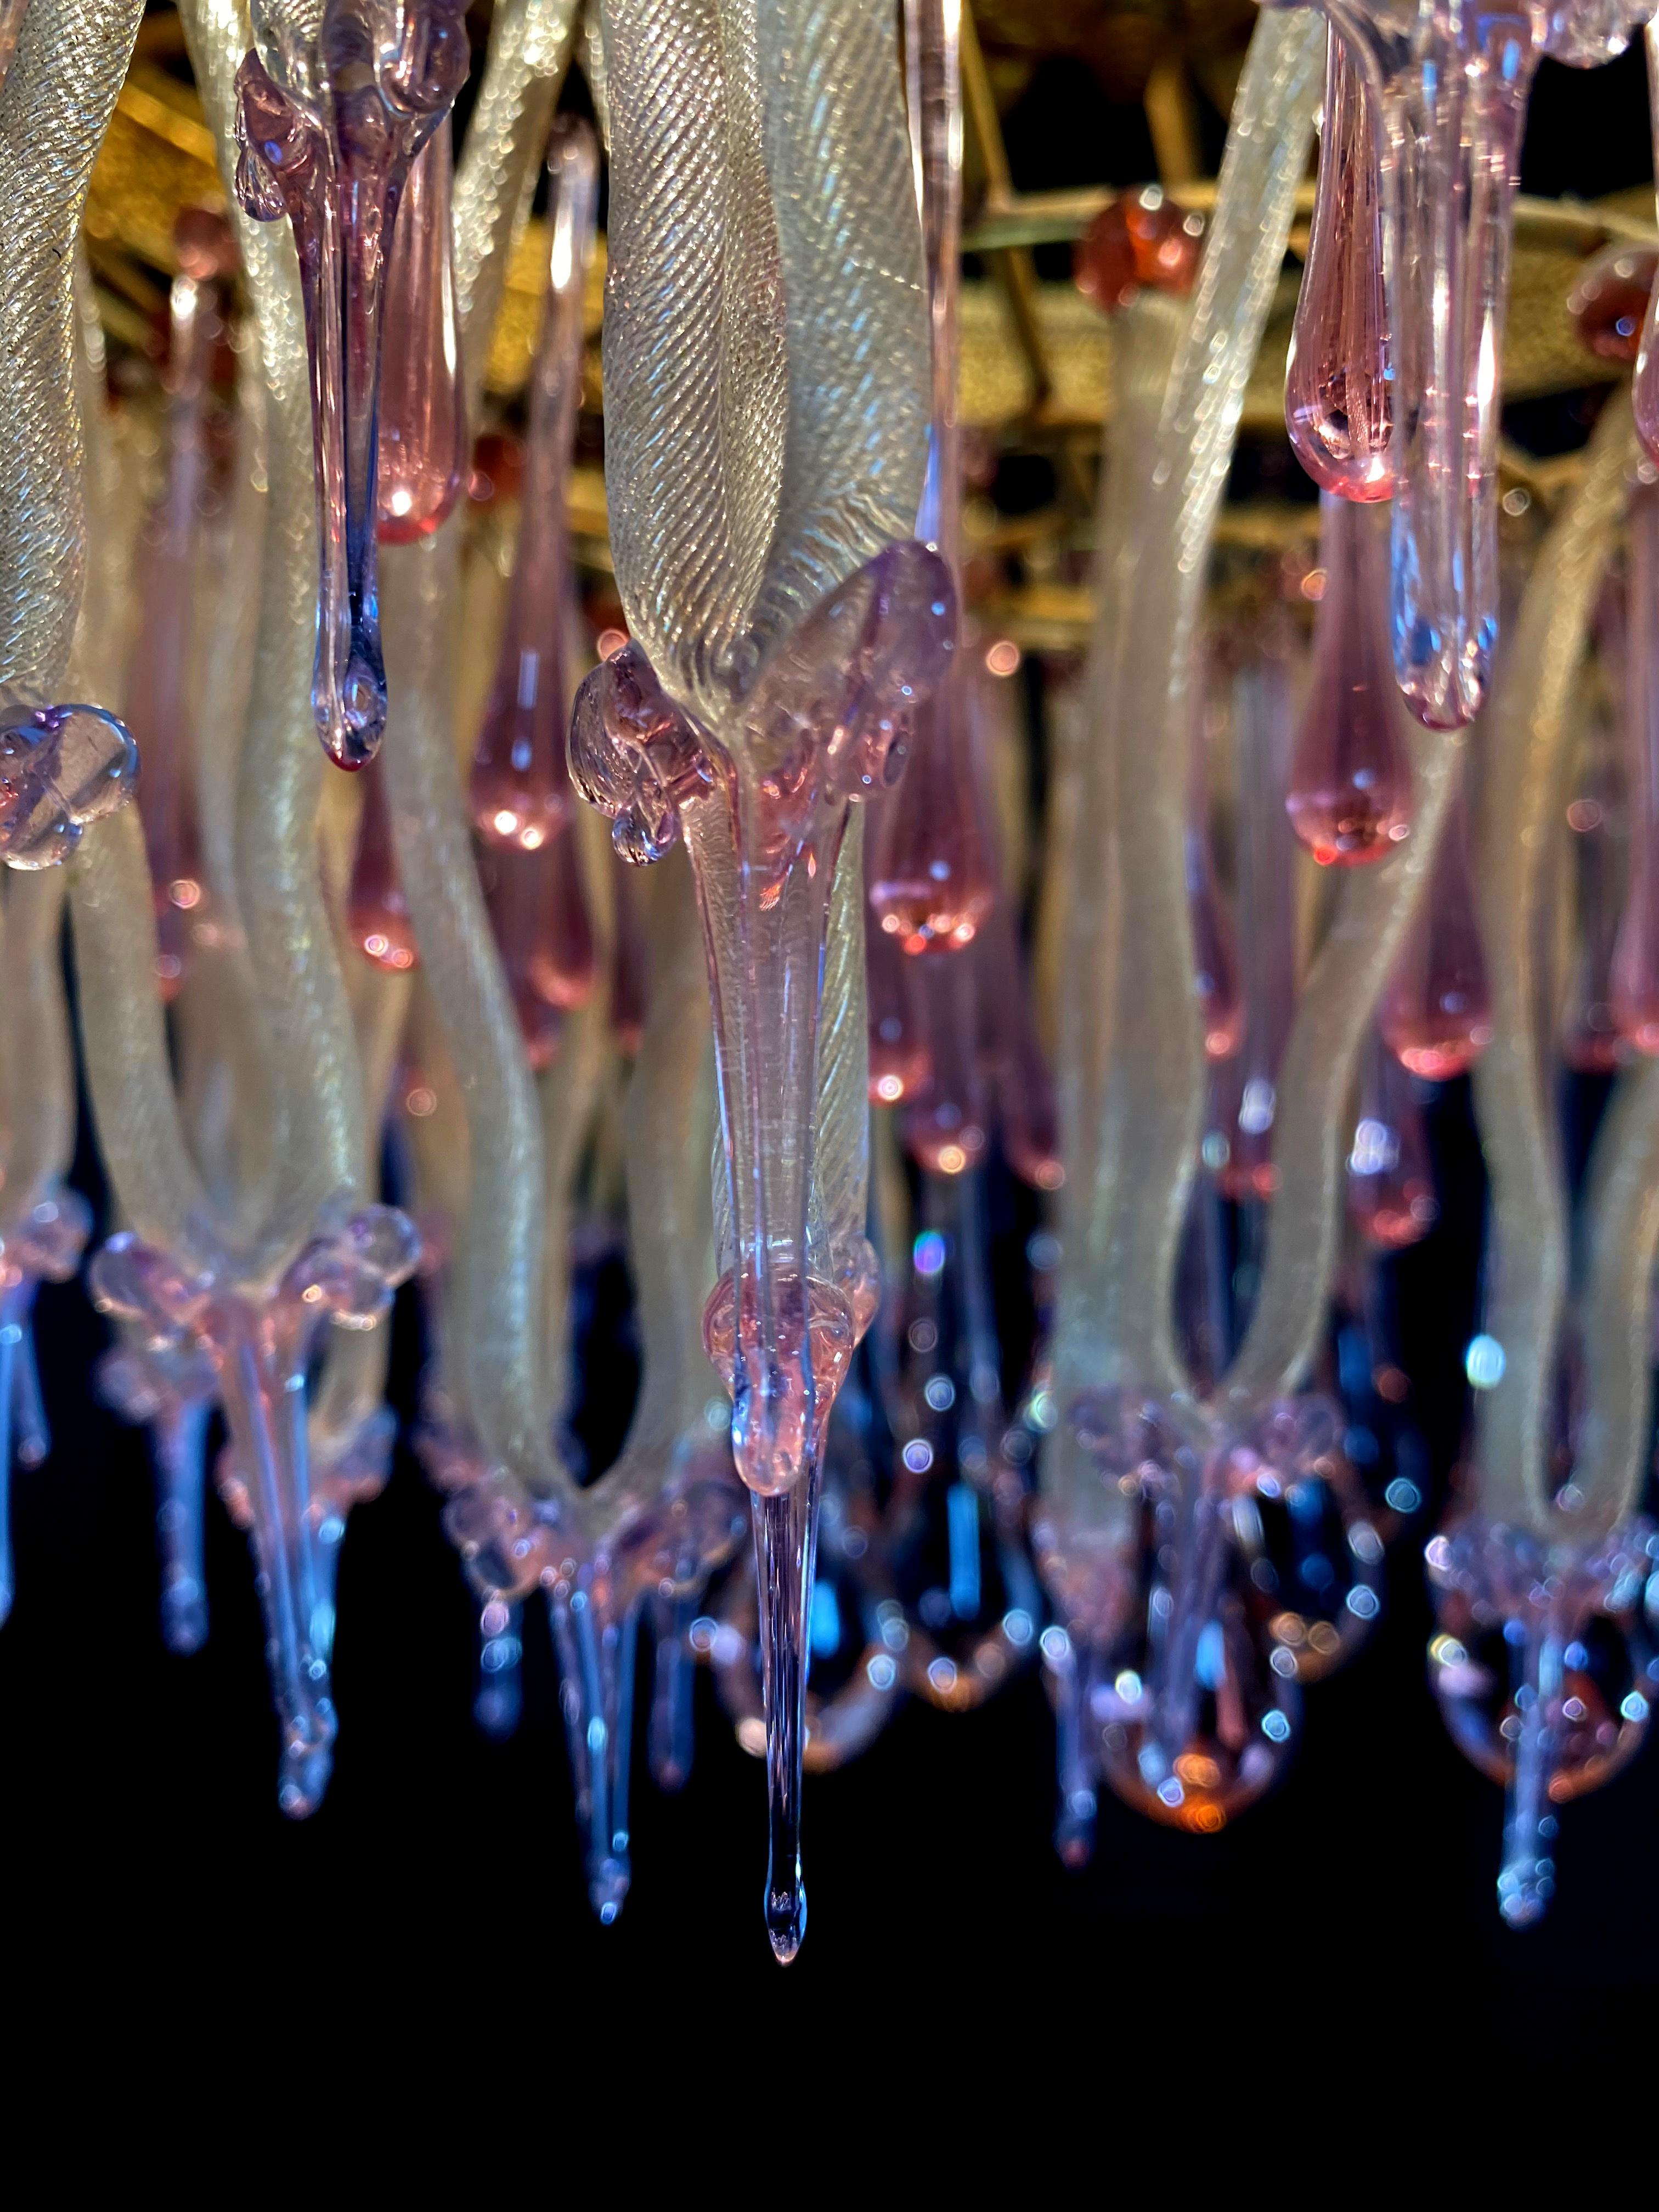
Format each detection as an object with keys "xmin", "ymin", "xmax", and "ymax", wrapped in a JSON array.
[
  {"xmin": 1427, "ymin": 1514, "xmax": 1652, "ymax": 1926},
  {"xmin": 865, "ymin": 878, "xmax": 931, "ymax": 1103},
  {"xmin": 1379, "ymin": 752, "xmax": 1492, "ymax": 1080},
  {"xmin": 572, "ymin": 543, "xmax": 953, "ymax": 1962},
  {"xmin": 129, "ymin": 208, "xmax": 235, "ymax": 999},
  {"xmin": 1612, "ymin": 475, "xmax": 1659, "ymax": 1053},
  {"xmin": 866, "ymin": 0, "xmax": 996, "ymax": 963},
  {"xmin": 234, "ymin": 0, "xmax": 471, "ymax": 769},
  {"xmin": 469, "ymin": 119, "xmax": 598, "ymax": 852},
  {"xmin": 376, "ymin": 122, "xmax": 466, "ymax": 543},
  {"xmin": 347, "ymin": 752, "xmax": 417, "ymax": 970},
  {"xmin": 975, "ymin": 898, "xmax": 1063, "ymax": 1192},
  {"xmin": 1347, "ymin": 1023, "xmax": 1438, "ymax": 1248},
  {"xmin": 1287, "ymin": 493, "xmax": 1413, "ymax": 866},
  {"xmin": 89, "ymin": 1205, "xmax": 419, "ymax": 1814},
  {"xmin": 0, "ymin": 1190, "xmax": 89, "ymax": 1628},
  {"xmin": 0, "ymin": 697, "xmax": 139, "ymax": 868},
  {"xmin": 1286, "ymin": 30, "xmax": 1393, "ymax": 501}
]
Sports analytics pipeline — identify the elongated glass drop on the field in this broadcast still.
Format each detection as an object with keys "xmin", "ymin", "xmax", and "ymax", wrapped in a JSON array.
[
  {"xmin": 1330, "ymin": 7, "xmax": 1537, "ymax": 727},
  {"xmin": 128, "ymin": 209, "xmax": 234, "ymax": 998},
  {"xmin": 1286, "ymin": 30, "xmax": 1392, "ymax": 501},
  {"xmin": 478, "ymin": 843, "xmax": 565, "ymax": 1072},
  {"xmin": 1347, "ymin": 1026, "xmax": 1437, "ymax": 1249},
  {"xmin": 347, "ymin": 754, "xmax": 417, "ymax": 972},
  {"xmin": 470, "ymin": 119, "xmax": 598, "ymax": 851},
  {"xmin": 1612, "ymin": 476, "xmax": 1659, "ymax": 1052},
  {"xmin": 867, "ymin": 0, "xmax": 996, "ymax": 961},
  {"xmin": 376, "ymin": 122, "xmax": 467, "ymax": 544},
  {"xmin": 1379, "ymin": 753, "xmax": 1492, "ymax": 1080},
  {"xmin": 904, "ymin": 936, "xmax": 989, "ymax": 1178},
  {"xmin": 234, "ymin": 1, "xmax": 471, "ymax": 768},
  {"xmin": 1286, "ymin": 493, "xmax": 1412, "ymax": 866},
  {"xmin": 866, "ymin": 866, "xmax": 930, "ymax": 1103},
  {"xmin": 548, "ymin": 1581, "xmax": 640, "ymax": 1923}
]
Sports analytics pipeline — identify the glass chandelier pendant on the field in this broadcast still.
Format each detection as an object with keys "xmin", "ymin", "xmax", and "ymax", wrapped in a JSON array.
[
  {"xmin": 868, "ymin": 0, "xmax": 997, "ymax": 960},
  {"xmin": 1285, "ymin": 28, "xmax": 1393, "ymax": 501},
  {"xmin": 233, "ymin": 0, "xmax": 471, "ymax": 768},
  {"xmin": 375, "ymin": 119, "xmax": 466, "ymax": 545},
  {"xmin": 91, "ymin": 1210, "xmax": 419, "ymax": 1815},
  {"xmin": 574, "ymin": 0, "xmax": 951, "ymax": 1957},
  {"xmin": 1284, "ymin": 0, "xmax": 1652, "ymax": 727},
  {"xmin": 469, "ymin": 119, "xmax": 597, "ymax": 855},
  {"xmin": 1286, "ymin": 493, "xmax": 1413, "ymax": 866}
]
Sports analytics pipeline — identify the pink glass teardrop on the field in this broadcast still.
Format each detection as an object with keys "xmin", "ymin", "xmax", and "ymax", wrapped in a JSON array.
[
  {"xmin": 1074, "ymin": 187, "xmax": 1204, "ymax": 314},
  {"xmin": 1347, "ymin": 1027, "xmax": 1437, "ymax": 1249},
  {"xmin": 1286, "ymin": 31, "xmax": 1392, "ymax": 503},
  {"xmin": 1286, "ymin": 494, "xmax": 1413, "ymax": 867},
  {"xmin": 866, "ymin": 0, "xmax": 989, "ymax": 962},
  {"xmin": 376, "ymin": 122, "xmax": 467, "ymax": 545},
  {"xmin": 866, "ymin": 879, "xmax": 930, "ymax": 1104},
  {"xmin": 479, "ymin": 843, "xmax": 564, "ymax": 1073},
  {"xmin": 469, "ymin": 119, "xmax": 598, "ymax": 852},
  {"xmin": 866, "ymin": 670, "xmax": 998, "ymax": 956},
  {"xmin": 902, "ymin": 941, "xmax": 989, "ymax": 1178},
  {"xmin": 347, "ymin": 754, "xmax": 416, "ymax": 973},
  {"xmin": 1379, "ymin": 759, "xmax": 1492, "ymax": 1081},
  {"xmin": 1612, "ymin": 476, "xmax": 1659, "ymax": 1053}
]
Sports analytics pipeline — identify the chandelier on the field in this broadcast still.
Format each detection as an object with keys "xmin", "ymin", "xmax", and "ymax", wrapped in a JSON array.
[{"xmin": 3, "ymin": 0, "xmax": 1658, "ymax": 1966}]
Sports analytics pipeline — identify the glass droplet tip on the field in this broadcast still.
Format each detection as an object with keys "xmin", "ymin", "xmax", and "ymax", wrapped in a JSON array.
[{"xmin": 766, "ymin": 1878, "xmax": 807, "ymax": 1965}]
